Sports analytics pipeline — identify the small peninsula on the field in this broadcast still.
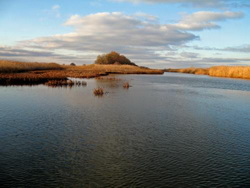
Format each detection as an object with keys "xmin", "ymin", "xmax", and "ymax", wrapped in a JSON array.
[{"xmin": 0, "ymin": 51, "xmax": 164, "ymax": 86}]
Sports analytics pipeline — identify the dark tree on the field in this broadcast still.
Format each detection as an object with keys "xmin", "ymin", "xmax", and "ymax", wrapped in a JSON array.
[{"xmin": 95, "ymin": 51, "xmax": 136, "ymax": 66}]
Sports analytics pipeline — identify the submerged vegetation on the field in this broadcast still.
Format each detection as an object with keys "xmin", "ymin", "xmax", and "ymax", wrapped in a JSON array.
[
  {"xmin": 95, "ymin": 77, "xmax": 122, "ymax": 81},
  {"xmin": 93, "ymin": 87, "xmax": 104, "ymax": 96},
  {"xmin": 166, "ymin": 66, "xmax": 250, "ymax": 80},
  {"xmin": 45, "ymin": 80, "xmax": 87, "ymax": 87},
  {"xmin": 123, "ymin": 82, "xmax": 131, "ymax": 89}
]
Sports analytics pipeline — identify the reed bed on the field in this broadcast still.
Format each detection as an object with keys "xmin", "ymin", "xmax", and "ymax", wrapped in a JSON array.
[
  {"xmin": 93, "ymin": 87, "xmax": 104, "ymax": 96},
  {"xmin": 208, "ymin": 66, "xmax": 250, "ymax": 79},
  {"xmin": 95, "ymin": 77, "xmax": 122, "ymax": 81},
  {"xmin": 0, "ymin": 72, "xmax": 66, "ymax": 85},
  {"xmin": 76, "ymin": 64, "xmax": 164, "ymax": 75},
  {"xmin": 166, "ymin": 67, "xmax": 209, "ymax": 75},
  {"xmin": 45, "ymin": 80, "xmax": 87, "ymax": 87},
  {"xmin": 0, "ymin": 60, "xmax": 63, "ymax": 73},
  {"xmin": 166, "ymin": 66, "xmax": 250, "ymax": 80},
  {"xmin": 0, "ymin": 60, "xmax": 163, "ymax": 85}
]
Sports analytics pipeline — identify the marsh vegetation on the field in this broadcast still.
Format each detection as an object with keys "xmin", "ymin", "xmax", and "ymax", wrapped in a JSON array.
[
  {"xmin": 123, "ymin": 82, "xmax": 131, "ymax": 89},
  {"xmin": 93, "ymin": 87, "xmax": 104, "ymax": 96},
  {"xmin": 166, "ymin": 66, "xmax": 250, "ymax": 80},
  {"xmin": 0, "ymin": 60, "xmax": 62, "ymax": 73},
  {"xmin": 45, "ymin": 80, "xmax": 87, "ymax": 87},
  {"xmin": 0, "ymin": 60, "xmax": 163, "ymax": 85}
]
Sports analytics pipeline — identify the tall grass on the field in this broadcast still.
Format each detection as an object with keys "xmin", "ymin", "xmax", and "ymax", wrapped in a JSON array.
[
  {"xmin": 76, "ymin": 64, "xmax": 164, "ymax": 74},
  {"xmin": 0, "ymin": 60, "xmax": 164, "ymax": 85},
  {"xmin": 166, "ymin": 66, "xmax": 250, "ymax": 79},
  {"xmin": 0, "ymin": 60, "xmax": 63, "ymax": 73},
  {"xmin": 208, "ymin": 66, "xmax": 250, "ymax": 79}
]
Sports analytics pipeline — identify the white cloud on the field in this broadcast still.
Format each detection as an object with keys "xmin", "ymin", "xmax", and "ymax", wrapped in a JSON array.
[
  {"xmin": 22, "ymin": 12, "xmax": 198, "ymax": 50},
  {"xmin": 22, "ymin": 11, "xmax": 242, "ymax": 51},
  {"xmin": 48, "ymin": 4, "xmax": 61, "ymax": 18},
  {"xmin": 133, "ymin": 12, "xmax": 158, "ymax": 22},
  {"xmin": 173, "ymin": 11, "xmax": 243, "ymax": 30}
]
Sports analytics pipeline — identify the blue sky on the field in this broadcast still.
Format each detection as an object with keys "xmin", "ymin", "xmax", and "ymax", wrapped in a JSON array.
[{"xmin": 0, "ymin": 0, "xmax": 249, "ymax": 68}]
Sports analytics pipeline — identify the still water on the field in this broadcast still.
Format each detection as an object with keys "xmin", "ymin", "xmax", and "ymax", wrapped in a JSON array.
[{"xmin": 1, "ymin": 73, "xmax": 250, "ymax": 187}]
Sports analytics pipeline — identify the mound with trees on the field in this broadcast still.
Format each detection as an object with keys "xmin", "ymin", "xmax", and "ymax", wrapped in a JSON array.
[{"xmin": 95, "ymin": 51, "xmax": 136, "ymax": 66}]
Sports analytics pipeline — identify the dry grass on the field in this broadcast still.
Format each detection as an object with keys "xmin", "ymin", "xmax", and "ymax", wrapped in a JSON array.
[
  {"xmin": 166, "ymin": 66, "xmax": 250, "ymax": 80},
  {"xmin": 0, "ymin": 60, "xmax": 63, "ymax": 73},
  {"xmin": 93, "ymin": 87, "xmax": 104, "ymax": 96},
  {"xmin": 70, "ymin": 64, "xmax": 164, "ymax": 75},
  {"xmin": 95, "ymin": 76, "xmax": 122, "ymax": 81},
  {"xmin": 166, "ymin": 67, "xmax": 209, "ymax": 75},
  {"xmin": 0, "ymin": 72, "xmax": 66, "ymax": 85},
  {"xmin": 0, "ymin": 60, "xmax": 163, "ymax": 85},
  {"xmin": 208, "ymin": 66, "xmax": 250, "ymax": 79}
]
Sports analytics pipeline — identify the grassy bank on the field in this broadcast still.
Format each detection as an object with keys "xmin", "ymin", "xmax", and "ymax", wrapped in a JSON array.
[
  {"xmin": 0, "ymin": 60, "xmax": 163, "ymax": 85},
  {"xmin": 0, "ymin": 60, "xmax": 63, "ymax": 73},
  {"xmin": 166, "ymin": 66, "xmax": 250, "ymax": 80}
]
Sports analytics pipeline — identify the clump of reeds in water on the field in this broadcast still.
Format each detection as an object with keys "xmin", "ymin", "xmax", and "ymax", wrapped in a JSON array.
[
  {"xmin": 95, "ymin": 77, "xmax": 121, "ymax": 81},
  {"xmin": 93, "ymin": 87, "xmax": 104, "ymax": 96},
  {"xmin": 45, "ymin": 80, "xmax": 87, "ymax": 87},
  {"xmin": 123, "ymin": 82, "xmax": 131, "ymax": 89}
]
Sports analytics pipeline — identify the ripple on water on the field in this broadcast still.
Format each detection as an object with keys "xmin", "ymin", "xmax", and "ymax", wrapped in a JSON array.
[{"xmin": 0, "ymin": 74, "xmax": 250, "ymax": 187}]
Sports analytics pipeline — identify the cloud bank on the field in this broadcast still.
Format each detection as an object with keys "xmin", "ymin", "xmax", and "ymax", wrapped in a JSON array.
[
  {"xmin": 21, "ymin": 11, "xmax": 242, "ymax": 51},
  {"xmin": 1, "ymin": 10, "xmax": 246, "ymax": 67}
]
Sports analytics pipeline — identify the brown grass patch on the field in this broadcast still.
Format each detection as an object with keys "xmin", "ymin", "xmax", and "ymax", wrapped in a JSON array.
[
  {"xmin": 93, "ymin": 87, "xmax": 104, "ymax": 96},
  {"xmin": 165, "ymin": 66, "xmax": 250, "ymax": 80},
  {"xmin": 0, "ymin": 60, "xmax": 63, "ymax": 73},
  {"xmin": 0, "ymin": 72, "xmax": 66, "ymax": 85},
  {"xmin": 208, "ymin": 66, "xmax": 250, "ymax": 79}
]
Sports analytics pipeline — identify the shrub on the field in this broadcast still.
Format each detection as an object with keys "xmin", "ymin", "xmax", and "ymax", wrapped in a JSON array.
[{"xmin": 95, "ymin": 51, "xmax": 136, "ymax": 66}]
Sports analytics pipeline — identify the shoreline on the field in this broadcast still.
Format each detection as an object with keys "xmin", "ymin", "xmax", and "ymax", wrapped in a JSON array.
[
  {"xmin": 165, "ymin": 66, "xmax": 250, "ymax": 80},
  {"xmin": 0, "ymin": 63, "xmax": 164, "ymax": 86}
]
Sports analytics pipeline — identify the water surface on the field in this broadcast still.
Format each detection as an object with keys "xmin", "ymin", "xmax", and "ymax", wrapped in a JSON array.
[{"xmin": 1, "ymin": 73, "xmax": 250, "ymax": 187}]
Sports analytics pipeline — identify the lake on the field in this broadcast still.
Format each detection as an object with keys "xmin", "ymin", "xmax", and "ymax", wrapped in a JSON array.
[{"xmin": 1, "ymin": 73, "xmax": 250, "ymax": 187}]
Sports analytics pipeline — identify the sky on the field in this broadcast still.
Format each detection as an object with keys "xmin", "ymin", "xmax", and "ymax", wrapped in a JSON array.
[{"xmin": 0, "ymin": 0, "xmax": 250, "ymax": 68}]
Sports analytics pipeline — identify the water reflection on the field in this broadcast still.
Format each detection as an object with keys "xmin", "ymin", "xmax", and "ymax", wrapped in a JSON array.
[{"xmin": 0, "ymin": 73, "xmax": 250, "ymax": 187}]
